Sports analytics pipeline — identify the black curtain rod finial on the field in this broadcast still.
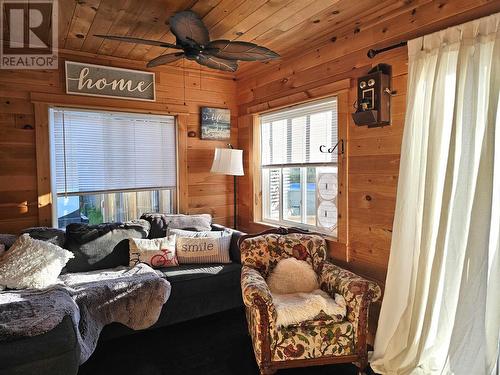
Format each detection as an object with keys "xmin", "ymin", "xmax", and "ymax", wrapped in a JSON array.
[{"xmin": 367, "ymin": 41, "xmax": 407, "ymax": 59}]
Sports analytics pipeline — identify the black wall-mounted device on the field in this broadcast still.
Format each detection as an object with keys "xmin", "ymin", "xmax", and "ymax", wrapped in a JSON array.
[{"xmin": 352, "ymin": 63, "xmax": 392, "ymax": 127}]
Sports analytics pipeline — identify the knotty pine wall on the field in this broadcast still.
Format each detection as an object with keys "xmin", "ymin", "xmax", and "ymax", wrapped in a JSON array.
[
  {"xmin": 0, "ymin": 53, "xmax": 238, "ymax": 234},
  {"xmin": 235, "ymin": 1, "xmax": 500, "ymax": 287},
  {"xmin": 236, "ymin": 48, "xmax": 406, "ymax": 285}
]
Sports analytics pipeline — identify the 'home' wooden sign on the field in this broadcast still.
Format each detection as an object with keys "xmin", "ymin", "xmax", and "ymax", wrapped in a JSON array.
[{"xmin": 65, "ymin": 61, "xmax": 155, "ymax": 101}]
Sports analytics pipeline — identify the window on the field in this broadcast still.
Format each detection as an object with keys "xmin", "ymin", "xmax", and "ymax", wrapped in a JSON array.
[
  {"xmin": 50, "ymin": 108, "xmax": 177, "ymax": 228},
  {"xmin": 260, "ymin": 97, "xmax": 339, "ymax": 235}
]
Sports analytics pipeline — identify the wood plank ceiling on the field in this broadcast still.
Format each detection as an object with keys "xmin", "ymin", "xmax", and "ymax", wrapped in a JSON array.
[{"xmin": 59, "ymin": 0, "xmax": 421, "ymax": 74}]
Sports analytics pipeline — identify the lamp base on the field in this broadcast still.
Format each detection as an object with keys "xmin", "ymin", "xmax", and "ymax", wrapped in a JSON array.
[{"xmin": 233, "ymin": 175, "xmax": 237, "ymax": 230}]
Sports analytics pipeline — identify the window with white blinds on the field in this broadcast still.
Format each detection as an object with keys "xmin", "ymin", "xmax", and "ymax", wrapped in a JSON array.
[
  {"xmin": 259, "ymin": 97, "xmax": 339, "ymax": 235},
  {"xmin": 49, "ymin": 108, "xmax": 177, "ymax": 227},
  {"xmin": 50, "ymin": 108, "xmax": 177, "ymax": 194},
  {"xmin": 260, "ymin": 97, "xmax": 338, "ymax": 167}
]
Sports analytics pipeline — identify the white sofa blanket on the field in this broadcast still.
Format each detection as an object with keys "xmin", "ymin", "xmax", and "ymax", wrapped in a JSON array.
[{"xmin": 0, "ymin": 263, "xmax": 170, "ymax": 363}]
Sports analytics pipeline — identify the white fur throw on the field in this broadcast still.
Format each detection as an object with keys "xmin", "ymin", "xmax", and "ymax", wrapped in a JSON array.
[
  {"xmin": 267, "ymin": 257, "xmax": 319, "ymax": 294},
  {"xmin": 0, "ymin": 234, "xmax": 74, "ymax": 290},
  {"xmin": 272, "ymin": 290, "xmax": 347, "ymax": 327}
]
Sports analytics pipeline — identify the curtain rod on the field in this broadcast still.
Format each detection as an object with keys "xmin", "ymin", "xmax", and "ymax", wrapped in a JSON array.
[{"xmin": 367, "ymin": 41, "xmax": 408, "ymax": 59}]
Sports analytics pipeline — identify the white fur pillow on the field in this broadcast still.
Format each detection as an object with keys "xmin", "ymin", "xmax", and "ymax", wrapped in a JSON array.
[
  {"xmin": 267, "ymin": 257, "xmax": 319, "ymax": 294},
  {"xmin": 0, "ymin": 234, "xmax": 74, "ymax": 290}
]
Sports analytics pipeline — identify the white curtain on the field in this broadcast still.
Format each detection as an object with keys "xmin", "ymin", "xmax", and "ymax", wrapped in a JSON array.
[{"xmin": 371, "ymin": 13, "xmax": 500, "ymax": 375}]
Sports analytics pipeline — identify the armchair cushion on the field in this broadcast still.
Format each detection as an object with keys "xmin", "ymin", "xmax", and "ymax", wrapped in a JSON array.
[{"xmin": 272, "ymin": 290, "xmax": 346, "ymax": 327}]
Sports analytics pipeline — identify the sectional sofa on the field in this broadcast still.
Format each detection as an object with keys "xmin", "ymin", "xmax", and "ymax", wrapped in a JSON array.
[{"xmin": 0, "ymin": 214, "xmax": 244, "ymax": 375}]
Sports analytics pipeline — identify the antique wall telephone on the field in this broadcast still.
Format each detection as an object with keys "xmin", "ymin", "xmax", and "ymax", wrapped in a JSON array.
[{"xmin": 352, "ymin": 63, "xmax": 395, "ymax": 127}]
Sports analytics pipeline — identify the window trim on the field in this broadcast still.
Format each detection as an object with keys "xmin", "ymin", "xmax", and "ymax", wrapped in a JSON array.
[
  {"xmin": 41, "ymin": 104, "xmax": 182, "ymax": 228},
  {"xmin": 33, "ymin": 95, "xmax": 190, "ymax": 228},
  {"xmin": 252, "ymin": 92, "xmax": 349, "ymax": 242}
]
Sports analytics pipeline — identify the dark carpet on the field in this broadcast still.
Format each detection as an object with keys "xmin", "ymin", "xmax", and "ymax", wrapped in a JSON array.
[{"xmin": 78, "ymin": 308, "xmax": 361, "ymax": 375}]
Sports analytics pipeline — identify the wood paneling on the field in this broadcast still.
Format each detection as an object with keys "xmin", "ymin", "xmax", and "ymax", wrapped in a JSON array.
[
  {"xmin": 0, "ymin": 53, "xmax": 237, "ymax": 234},
  {"xmin": 50, "ymin": 0, "xmax": 481, "ymax": 74},
  {"xmin": 234, "ymin": 2, "xmax": 499, "ymax": 343},
  {"xmin": 236, "ymin": 47, "xmax": 406, "ymax": 286},
  {"xmin": 235, "ymin": 2, "xmax": 500, "ymax": 288},
  {"xmin": 1, "ymin": 1, "xmax": 498, "ymax": 336},
  {"xmin": 54, "ymin": 0, "xmax": 359, "ymax": 63}
]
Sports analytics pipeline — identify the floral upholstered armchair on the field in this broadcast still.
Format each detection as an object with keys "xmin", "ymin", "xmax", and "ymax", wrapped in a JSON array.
[{"xmin": 239, "ymin": 228, "xmax": 381, "ymax": 375}]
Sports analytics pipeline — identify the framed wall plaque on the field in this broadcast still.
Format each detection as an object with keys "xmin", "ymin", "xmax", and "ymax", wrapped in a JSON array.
[
  {"xmin": 65, "ymin": 61, "xmax": 155, "ymax": 101},
  {"xmin": 201, "ymin": 107, "xmax": 231, "ymax": 140}
]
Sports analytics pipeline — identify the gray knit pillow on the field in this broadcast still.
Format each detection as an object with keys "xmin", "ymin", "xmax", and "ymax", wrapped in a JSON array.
[
  {"xmin": 168, "ymin": 228, "xmax": 223, "ymax": 238},
  {"xmin": 141, "ymin": 213, "xmax": 212, "ymax": 238}
]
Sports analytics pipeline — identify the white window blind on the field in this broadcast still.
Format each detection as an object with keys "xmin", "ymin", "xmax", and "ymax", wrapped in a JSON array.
[
  {"xmin": 260, "ymin": 97, "xmax": 338, "ymax": 166},
  {"xmin": 51, "ymin": 108, "xmax": 176, "ymax": 194}
]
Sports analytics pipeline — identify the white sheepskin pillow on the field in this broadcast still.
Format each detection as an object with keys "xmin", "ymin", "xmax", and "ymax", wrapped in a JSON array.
[
  {"xmin": 0, "ymin": 234, "xmax": 74, "ymax": 290},
  {"xmin": 272, "ymin": 290, "xmax": 346, "ymax": 327},
  {"xmin": 267, "ymin": 257, "xmax": 319, "ymax": 294}
]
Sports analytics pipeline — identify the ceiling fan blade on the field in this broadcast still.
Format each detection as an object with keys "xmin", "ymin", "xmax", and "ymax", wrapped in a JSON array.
[
  {"xmin": 169, "ymin": 11, "xmax": 209, "ymax": 48},
  {"xmin": 207, "ymin": 40, "xmax": 280, "ymax": 61},
  {"xmin": 147, "ymin": 52, "xmax": 185, "ymax": 68},
  {"xmin": 94, "ymin": 34, "xmax": 180, "ymax": 49},
  {"xmin": 195, "ymin": 54, "xmax": 238, "ymax": 72}
]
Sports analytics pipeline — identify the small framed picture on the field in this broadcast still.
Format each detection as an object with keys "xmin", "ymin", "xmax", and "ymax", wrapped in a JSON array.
[{"xmin": 201, "ymin": 107, "xmax": 231, "ymax": 140}]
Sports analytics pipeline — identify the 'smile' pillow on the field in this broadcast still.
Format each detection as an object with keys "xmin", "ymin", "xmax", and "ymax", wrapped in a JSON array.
[
  {"xmin": 0, "ymin": 234, "xmax": 74, "ymax": 290},
  {"xmin": 129, "ymin": 235, "xmax": 178, "ymax": 268},
  {"xmin": 176, "ymin": 233, "xmax": 232, "ymax": 264}
]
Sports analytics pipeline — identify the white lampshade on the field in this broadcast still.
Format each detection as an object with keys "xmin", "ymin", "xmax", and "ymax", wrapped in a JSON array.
[{"xmin": 210, "ymin": 148, "xmax": 244, "ymax": 176}]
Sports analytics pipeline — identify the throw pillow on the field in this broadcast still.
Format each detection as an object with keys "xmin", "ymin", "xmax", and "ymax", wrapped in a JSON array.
[
  {"xmin": 129, "ymin": 235, "xmax": 178, "ymax": 268},
  {"xmin": 21, "ymin": 227, "xmax": 66, "ymax": 247},
  {"xmin": 0, "ymin": 234, "xmax": 74, "ymax": 290},
  {"xmin": 267, "ymin": 257, "xmax": 319, "ymax": 294},
  {"xmin": 176, "ymin": 234, "xmax": 231, "ymax": 264},
  {"xmin": 64, "ymin": 219, "xmax": 150, "ymax": 273},
  {"xmin": 140, "ymin": 213, "xmax": 212, "ymax": 238},
  {"xmin": 0, "ymin": 234, "xmax": 17, "ymax": 250},
  {"xmin": 168, "ymin": 228, "xmax": 225, "ymax": 238}
]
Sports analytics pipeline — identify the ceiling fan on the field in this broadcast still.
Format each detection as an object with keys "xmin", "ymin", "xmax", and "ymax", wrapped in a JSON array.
[{"xmin": 95, "ymin": 10, "xmax": 279, "ymax": 72}]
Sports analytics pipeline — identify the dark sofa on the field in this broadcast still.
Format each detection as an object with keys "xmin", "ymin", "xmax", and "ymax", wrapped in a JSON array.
[
  {"xmin": 0, "ymin": 220, "xmax": 244, "ymax": 375},
  {"xmin": 100, "ymin": 223, "xmax": 244, "ymax": 339}
]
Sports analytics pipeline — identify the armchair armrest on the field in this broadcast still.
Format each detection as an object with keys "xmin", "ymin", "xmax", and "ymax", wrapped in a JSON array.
[
  {"xmin": 241, "ymin": 265, "xmax": 276, "ymax": 368},
  {"xmin": 317, "ymin": 261, "xmax": 381, "ymax": 352},
  {"xmin": 241, "ymin": 266, "xmax": 276, "ymax": 317}
]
